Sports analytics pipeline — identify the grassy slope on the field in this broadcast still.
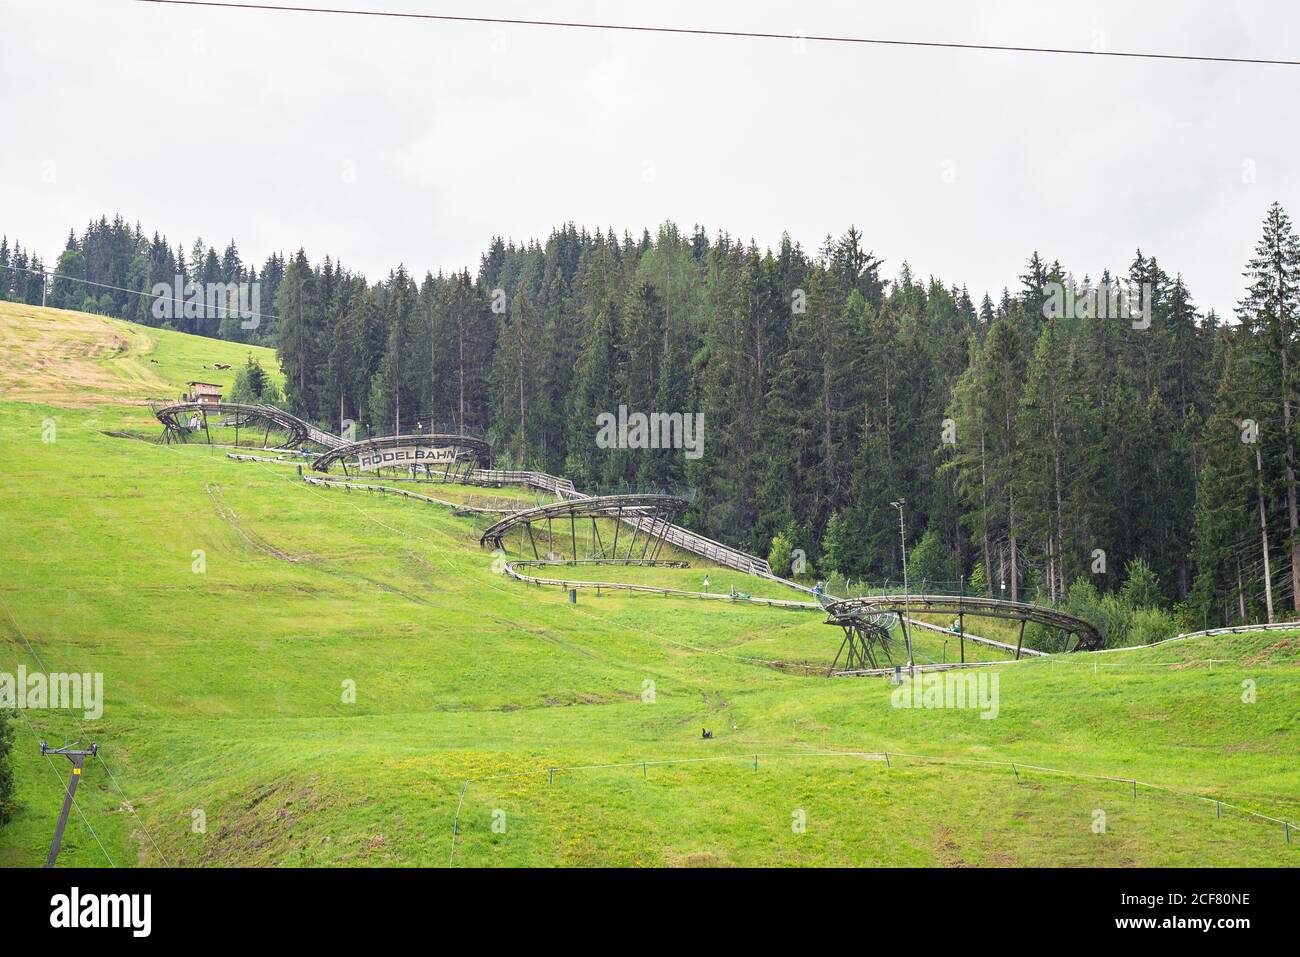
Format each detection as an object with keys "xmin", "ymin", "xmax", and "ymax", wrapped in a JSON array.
[
  {"xmin": 0, "ymin": 300, "xmax": 282, "ymax": 409},
  {"xmin": 0, "ymin": 304, "xmax": 1297, "ymax": 867}
]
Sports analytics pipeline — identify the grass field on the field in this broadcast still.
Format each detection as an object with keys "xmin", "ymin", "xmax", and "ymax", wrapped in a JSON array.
[{"xmin": 1, "ymin": 303, "xmax": 1298, "ymax": 867}]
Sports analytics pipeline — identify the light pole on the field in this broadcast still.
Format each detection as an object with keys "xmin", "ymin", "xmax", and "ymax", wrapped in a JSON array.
[{"xmin": 891, "ymin": 499, "xmax": 914, "ymax": 673}]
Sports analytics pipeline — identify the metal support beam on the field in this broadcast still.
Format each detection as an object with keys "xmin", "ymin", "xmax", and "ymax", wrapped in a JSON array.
[
  {"xmin": 624, "ymin": 520, "xmax": 641, "ymax": 561},
  {"xmin": 639, "ymin": 516, "xmax": 657, "ymax": 561}
]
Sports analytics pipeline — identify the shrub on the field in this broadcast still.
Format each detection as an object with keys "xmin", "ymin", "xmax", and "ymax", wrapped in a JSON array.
[
  {"xmin": 768, "ymin": 532, "xmax": 794, "ymax": 578},
  {"xmin": 1120, "ymin": 557, "xmax": 1163, "ymax": 609},
  {"xmin": 1057, "ymin": 572, "xmax": 1178, "ymax": 648},
  {"xmin": 1125, "ymin": 606, "xmax": 1179, "ymax": 648},
  {"xmin": 0, "ymin": 709, "xmax": 14, "ymax": 827},
  {"xmin": 228, "ymin": 355, "xmax": 281, "ymax": 404}
]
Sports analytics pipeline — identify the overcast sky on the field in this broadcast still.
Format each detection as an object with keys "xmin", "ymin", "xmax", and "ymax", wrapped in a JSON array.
[{"xmin": 3, "ymin": 0, "xmax": 1298, "ymax": 316}]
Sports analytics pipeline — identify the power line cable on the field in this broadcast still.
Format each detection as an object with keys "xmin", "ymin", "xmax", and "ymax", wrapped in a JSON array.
[
  {"xmin": 5, "ymin": 263, "xmax": 277, "ymax": 325},
  {"xmin": 131, "ymin": 0, "xmax": 1300, "ymax": 67}
]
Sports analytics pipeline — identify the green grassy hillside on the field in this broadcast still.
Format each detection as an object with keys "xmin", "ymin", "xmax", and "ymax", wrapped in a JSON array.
[{"xmin": 1, "ymin": 305, "xmax": 1297, "ymax": 866}]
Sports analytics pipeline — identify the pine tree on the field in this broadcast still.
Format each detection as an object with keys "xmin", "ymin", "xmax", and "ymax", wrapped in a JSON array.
[
  {"xmin": 275, "ymin": 250, "xmax": 324, "ymax": 419},
  {"xmin": 1237, "ymin": 202, "xmax": 1300, "ymax": 612}
]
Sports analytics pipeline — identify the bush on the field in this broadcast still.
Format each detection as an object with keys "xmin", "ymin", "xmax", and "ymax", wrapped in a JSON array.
[
  {"xmin": 228, "ymin": 355, "xmax": 281, "ymax": 404},
  {"xmin": 1057, "ymin": 573, "xmax": 1177, "ymax": 648},
  {"xmin": 1120, "ymin": 557, "xmax": 1162, "ymax": 609},
  {"xmin": 768, "ymin": 532, "xmax": 794, "ymax": 578},
  {"xmin": 0, "ymin": 709, "xmax": 14, "ymax": 827},
  {"xmin": 1125, "ymin": 606, "xmax": 1179, "ymax": 648}
]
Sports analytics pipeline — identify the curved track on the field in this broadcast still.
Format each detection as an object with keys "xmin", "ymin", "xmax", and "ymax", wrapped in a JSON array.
[
  {"xmin": 479, "ymin": 493, "xmax": 690, "ymax": 560},
  {"xmin": 312, "ymin": 433, "xmax": 492, "ymax": 474},
  {"xmin": 825, "ymin": 594, "xmax": 1101, "ymax": 649},
  {"xmin": 202, "ymin": 413, "xmax": 1104, "ymax": 666},
  {"xmin": 823, "ymin": 593, "xmax": 1102, "ymax": 675},
  {"xmin": 154, "ymin": 401, "xmax": 313, "ymax": 448}
]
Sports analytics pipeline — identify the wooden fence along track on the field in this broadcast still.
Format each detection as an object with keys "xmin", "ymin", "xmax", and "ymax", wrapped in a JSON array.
[
  {"xmin": 501, "ymin": 560, "xmax": 820, "ymax": 610},
  {"xmin": 301, "ymin": 475, "xmax": 508, "ymax": 515}
]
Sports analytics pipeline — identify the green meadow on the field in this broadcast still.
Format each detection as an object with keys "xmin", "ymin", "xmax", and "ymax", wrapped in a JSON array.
[{"xmin": 0, "ymin": 303, "xmax": 1297, "ymax": 866}]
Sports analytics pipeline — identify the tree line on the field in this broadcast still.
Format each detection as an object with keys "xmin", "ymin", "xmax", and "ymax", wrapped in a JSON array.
[
  {"xmin": 0, "ymin": 215, "xmax": 284, "ymax": 343},
  {"xmin": 8, "ymin": 206, "xmax": 1300, "ymax": 629}
]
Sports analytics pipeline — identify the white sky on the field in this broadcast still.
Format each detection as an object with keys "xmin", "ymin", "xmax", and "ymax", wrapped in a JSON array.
[{"xmin": 2, "ymin": 0, "xmax": 1298, "ymax": 316}]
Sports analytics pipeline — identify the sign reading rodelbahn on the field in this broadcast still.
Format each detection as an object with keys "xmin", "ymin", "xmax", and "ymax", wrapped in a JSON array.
[{"xmin": 354, "ymin": 446, "xmax": 460, "ymax": 471}]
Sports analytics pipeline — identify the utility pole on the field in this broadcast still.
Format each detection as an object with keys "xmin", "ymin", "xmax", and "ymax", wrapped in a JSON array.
[
  {"xmin": 41, "ymin": 268, "xmax": 48, "ymax": 308},
  {"xmin": 40, "ymin": 741, "xmax": 98, "ymax": 868},
  {"xmin": 891, "ymin": 499, "xmax": 914, "ymax": 674}
]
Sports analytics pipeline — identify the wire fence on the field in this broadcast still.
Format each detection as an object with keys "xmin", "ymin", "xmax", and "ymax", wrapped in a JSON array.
[{"xmin": 448, "ymin": 746, "xmax": 1298, "ymax": 865}]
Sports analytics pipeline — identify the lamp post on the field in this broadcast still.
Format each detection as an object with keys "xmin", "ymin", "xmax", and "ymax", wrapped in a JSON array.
[{"xmin": 891, "ymin": 499, "xmax": 914, "ymax": 673}]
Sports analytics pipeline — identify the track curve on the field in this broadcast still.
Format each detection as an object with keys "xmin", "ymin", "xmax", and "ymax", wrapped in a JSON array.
[
  {"xmin": 207, "ymin": 416, "xmax": 1104, "ymax": 665},
  {"xmin": 825, "ymin": 594, "xmax": 1102, "ymax": 652},
  {"xmin": 154, "ymin": 401, "xmax": 313, "ymax": 448},
  {"xmin": 312, "ymin": 433, "xmax": 493, "ymax": 473},
  {"xmin": 479, "ymin": 493, "xmax": 690, "ymax": 556}
]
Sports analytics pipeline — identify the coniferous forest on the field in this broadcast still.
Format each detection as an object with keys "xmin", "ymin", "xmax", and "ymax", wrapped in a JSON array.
[{"xmin": 6, "ymin": 205, "xmax": 1300, "ymax": 631}]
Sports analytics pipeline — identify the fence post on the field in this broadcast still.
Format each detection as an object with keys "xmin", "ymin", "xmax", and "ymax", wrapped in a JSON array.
[
  {"xmin": 884, "ymin": 752, "xmax": 891, "ymax": 768},
  {"xmin": 1132, "ymin": 780, "xmax": 1137, "ymax": 799},
  {"xmin": 1012, "ymin": 762, "xmax": 1019, "ymax": 782}
]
